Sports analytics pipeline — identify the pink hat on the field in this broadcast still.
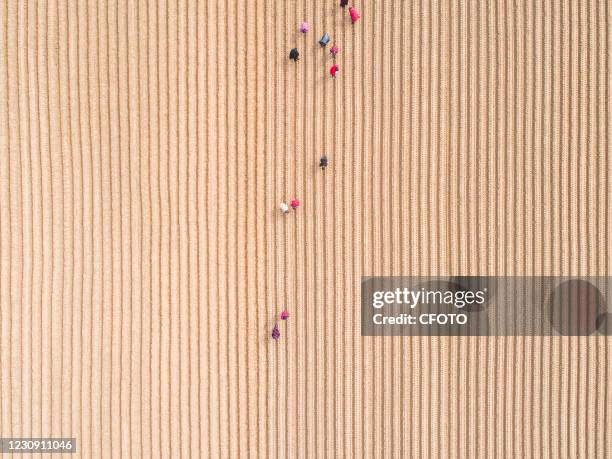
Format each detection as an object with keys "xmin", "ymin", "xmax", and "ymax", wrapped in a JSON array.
[{"xmin": 290, "ymin": 199, "xmax": 300, "ymax": 209}]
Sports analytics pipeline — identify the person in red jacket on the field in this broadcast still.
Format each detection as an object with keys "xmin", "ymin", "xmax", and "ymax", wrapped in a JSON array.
[
  {"xmin": 330, "ymin": 64, "xmax": 339, "ymax": 77},
  {"xmin": 349, "ymin": 6, "xmax": 360, "ymax": 23}
]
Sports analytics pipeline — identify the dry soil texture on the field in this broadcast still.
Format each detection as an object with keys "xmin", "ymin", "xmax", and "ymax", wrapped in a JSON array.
[{"xmin": 0, "ymin": 0, "xmax": 610, "ymax": 457}]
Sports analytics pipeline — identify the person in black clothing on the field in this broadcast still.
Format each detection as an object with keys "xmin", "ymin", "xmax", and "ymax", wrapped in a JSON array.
[{"xmin": 319, "ymin": 156, "xmax": 328, "ymax": 169}]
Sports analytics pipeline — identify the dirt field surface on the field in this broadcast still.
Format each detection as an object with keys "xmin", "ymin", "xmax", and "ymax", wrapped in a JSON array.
[{"xmin": 0, "ymin": 0, "xmax": 610, "ymax": 457}]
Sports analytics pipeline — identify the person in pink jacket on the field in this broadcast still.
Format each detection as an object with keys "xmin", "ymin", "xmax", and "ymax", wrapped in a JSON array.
[
  {"xmin": 330, "ymin": 44, "xmax": 339, "ymax": 58},
  {"xmin": 349, "ymin": 6, "xmax": 360, "ymax": 24}
]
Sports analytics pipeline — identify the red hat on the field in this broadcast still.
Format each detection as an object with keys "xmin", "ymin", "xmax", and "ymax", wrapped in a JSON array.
[{"xmin": 290, "ymin": 199, "xmax": 300, "ymax": 209}]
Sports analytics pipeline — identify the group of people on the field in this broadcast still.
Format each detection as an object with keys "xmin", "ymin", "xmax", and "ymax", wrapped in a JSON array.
[
  {"xmin": 278, "ymin": 156, "xmax": 327, "ymax": 216},
  {"xmin": 288, "ymin": 2, "xmax": 360, "ymax": 78},
  {"xmin": 273, "ymin": 2, "xmax": 360, "ymax": 341}
]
